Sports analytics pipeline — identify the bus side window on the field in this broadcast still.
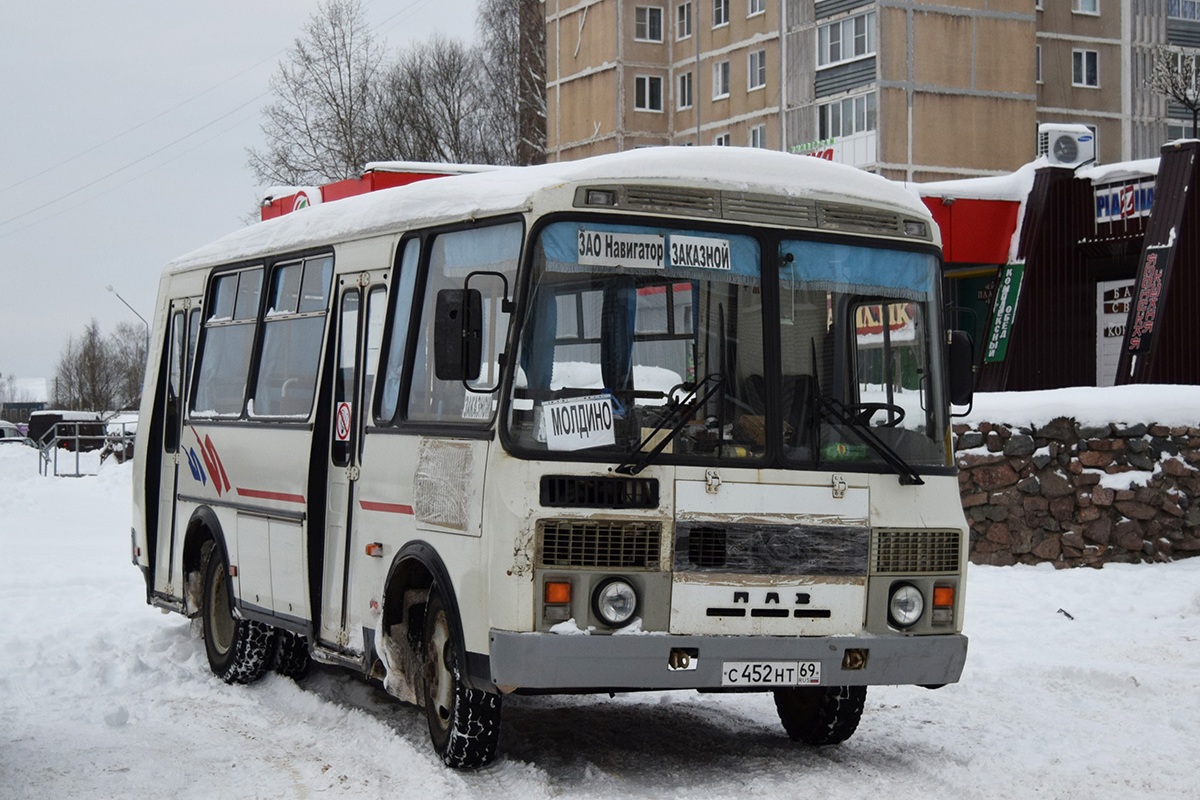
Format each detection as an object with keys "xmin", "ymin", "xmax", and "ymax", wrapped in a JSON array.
[
  {"xmin": 378, "ymin": 239, "xmax": 421, "ymax": 423},
  {"xmin": 192, "ymin": 268, "xmax": 263, "ymax": 417},
  {"xmin": 163, "ymin": 311, "xmax": 185, "ymax": 453},
  {"xmin": 407, "ymin": 222, "xmax": 522, "ymax": 424},
  {"xmin": 251, "ymin": 256, "xmax": 332, "ymax": 418}
]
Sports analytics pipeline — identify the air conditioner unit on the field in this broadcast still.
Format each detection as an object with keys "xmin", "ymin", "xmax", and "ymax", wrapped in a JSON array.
[{"xmin": 1037, "ymin": 123, "xmax": 1096, "ymax": 167}]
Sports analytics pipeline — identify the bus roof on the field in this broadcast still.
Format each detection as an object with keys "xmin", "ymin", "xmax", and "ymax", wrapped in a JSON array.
[{"xmin": 168, "ymin": 147, "xmax": 935, "ymax": 273}]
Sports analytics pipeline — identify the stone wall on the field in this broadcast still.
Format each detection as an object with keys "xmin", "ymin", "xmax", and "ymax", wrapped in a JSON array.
[{"xmin": 955, "ymin": 417, "xmax": 1200, "ymax": 567}]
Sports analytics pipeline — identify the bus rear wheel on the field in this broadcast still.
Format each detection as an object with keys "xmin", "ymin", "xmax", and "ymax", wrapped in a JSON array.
[
  {"xmin": 201, "ymin": 544, "xmax": 276, "ymax": 685},
  {"xmin": 773, "ymin": 685, "xmax": 867, "ymax": 746},
  {"xmin": 421, "ymin": 590, "xmax": 501, "ymax": 769},
  {"xmin": 273, "ymin": 630, "xmax": 311, "ymax": 680}
]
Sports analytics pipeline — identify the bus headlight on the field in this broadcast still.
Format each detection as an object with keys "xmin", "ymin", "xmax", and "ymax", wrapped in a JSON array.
[
  {"xmin": 592, "ymin": 578, "xmax": 638, "ymax": 628},
  {"xmin": 888, "ymin": 583, "xmax": 924, "ymax": 629}
]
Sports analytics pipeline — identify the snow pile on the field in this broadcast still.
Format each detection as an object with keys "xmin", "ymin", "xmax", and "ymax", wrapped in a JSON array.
[
  {"xmin": 960, "ymin": 384, "xmax": 1200, "ymax": 429},
  {"xmin": 2, "ymin": 438, "xmax": 1199, "ymax": 798}
]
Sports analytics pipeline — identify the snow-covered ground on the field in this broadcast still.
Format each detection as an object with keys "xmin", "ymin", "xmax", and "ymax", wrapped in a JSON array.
[{"xmin": 2, "ymin": 426, "xmax": 1199, "ymax": 798}]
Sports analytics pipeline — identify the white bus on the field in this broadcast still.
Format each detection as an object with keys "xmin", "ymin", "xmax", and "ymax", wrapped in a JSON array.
[{"xmin": 132, "ymin": 148, "xmax": 974, "ymax": 768}]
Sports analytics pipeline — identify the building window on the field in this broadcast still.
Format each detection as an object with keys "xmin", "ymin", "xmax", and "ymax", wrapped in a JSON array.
[
  {"xmin": 678, "ymin": 71, "xmax": 694, "ymax": 109},
  {"xmin": 1036, "ymin": 45, "xmax": 1042, "ymax": 84},
  {"xmin": 748, "ymin": 49, "xmax": 766, "ymax": 91},
  {"xmin": 1168, "ymin": 118, "xmax": 1198, "ymax": 137},
  {"xmin": 635, "ymin": 6, "xmax": 664, "ymax": 42},
  {"xmin": 677, "ymin": 2, "xmax": 692, "ymax": 39},
  {"xmin": 748, "ymin": 0, "xmax": 765, "ymax": 16},
  {"xmin": 713, "ymin": 60, "xmax": 730, "ymax": 98},
  {"xmin": 1169, "ymin": 0, "xmax": 1200, "ymax": 19},
  {"xmin": 818, "ymin": 91, "xmax": 877, "ymax": 139},
  {"xmin": 750, "ymin": 124, "xmax": 767, "ymax": 148},
  {"xmin": 1072, "ymin": 0, "xmax": 1099, "ymax": 13},
  {"xmin": 1073, "ymin": 49, "xmax": 1099, "ymax": 87},
  {"xmin": 817, "ymin": 11, "xmax": 876, "ymax": 68},
  {"xmin": 714, "ymin": 132, "xmax": 731, "ymax": 146},
  {"xmin": 713, "ymin": 0, "xmax": 729, "ymax": 28},
  {"xmin": 635, "ymin": 75, "xmax": 664, "ymax": 111}
]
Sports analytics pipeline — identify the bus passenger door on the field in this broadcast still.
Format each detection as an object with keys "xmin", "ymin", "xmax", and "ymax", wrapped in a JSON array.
[
  {"xmin": 318, "ymin": 277, "xmax": 387, "ymax": 650},
  {"xmin": 154, "ymin": 301, "xmax": 200, "ymax": 598}
]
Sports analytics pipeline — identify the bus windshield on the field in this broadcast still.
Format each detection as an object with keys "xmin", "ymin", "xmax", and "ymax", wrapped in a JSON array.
[{"xmin": 504, "ymin": 220, "xmax": 949, "ymax": 473}]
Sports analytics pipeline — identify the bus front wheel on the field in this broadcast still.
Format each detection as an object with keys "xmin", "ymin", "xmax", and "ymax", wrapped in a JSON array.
[
  {"xmin": 773, "ymin": 685, "xmax": 866, "ymax": 745},
  {"xmin": 421, "ymin": 590, "xmax": 501, "ymax": 768},
  {"xmin": 201, "ymin": 544, "xmax": 276, "ymax": 685}
]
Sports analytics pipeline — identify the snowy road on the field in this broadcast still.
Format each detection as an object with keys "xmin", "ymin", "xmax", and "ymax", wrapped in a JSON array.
[{"xmin": 2, "ymin": 445, "xmax": 1198, "ymax": 799}]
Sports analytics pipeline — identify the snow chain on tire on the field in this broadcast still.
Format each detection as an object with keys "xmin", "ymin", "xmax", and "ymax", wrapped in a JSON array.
[
  {"xmin": 272, "ymin": 630, "xmax": 311, "ymax": 680},
  {"xmin": 773, "ymin": 685, "xmax": 867, "ymax": 746},
  {"xmin": 422, "ymin": 591, "xmax": 502, "ymax": 769},
  {"xmin": 201, "ymin": 543, "xmax": 277, "ymax": 685}
]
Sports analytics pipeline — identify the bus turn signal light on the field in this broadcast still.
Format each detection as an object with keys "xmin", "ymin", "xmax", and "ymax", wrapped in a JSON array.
[
  {"xmin": 932, "ymin": 585, "xmax": 955, "ymax": 625},
  {"xmin": 365, "ymin": 542, "xmax": 383, "ymax": 558},
  {"xmin": 544, "ymin": 581, "xmax": 571, "ymax": 605}
]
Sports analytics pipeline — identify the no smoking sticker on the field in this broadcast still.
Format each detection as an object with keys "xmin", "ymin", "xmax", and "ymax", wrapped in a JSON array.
[{"xmin": 335, "ymin": 402, "xmax": 352, "ymax": 442}]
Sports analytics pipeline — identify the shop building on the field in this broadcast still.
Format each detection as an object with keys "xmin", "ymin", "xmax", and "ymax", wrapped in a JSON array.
[{"xmin": 921, "ymin": 139, "xmax": 1200, "ymax": 390}]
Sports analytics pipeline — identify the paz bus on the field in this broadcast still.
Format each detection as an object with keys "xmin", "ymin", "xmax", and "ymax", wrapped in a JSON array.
[{"xmin": 131, "ymin": 147, "xmax": 974, "ymax": 768}]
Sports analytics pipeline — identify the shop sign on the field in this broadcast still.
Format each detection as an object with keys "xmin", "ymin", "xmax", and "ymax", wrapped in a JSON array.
[
  {"xmin": 791, "ymin": 137, "xmax": 837, "ymax": 161},
  {"xmin": 1127, "ymin": 245, "xmax": 1172, "ymax": 354},
  {"xmin": 1095, "ymin": 179, "xmax": 1155, "ymax": 223},
  {"xmin": 984, "ymin": 264, "xmax": 1025, "ymax": 363}
]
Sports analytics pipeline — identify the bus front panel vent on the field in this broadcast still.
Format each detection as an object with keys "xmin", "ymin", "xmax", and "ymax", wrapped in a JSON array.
[
  {"xmin": 539, "ymin": 475, "xmax": 659, "ymax": 509},
  {"xmin": 872, "ymin": 529, "xmax": 962, "ymax": 575},
  {"xmin": 538, "ymin": 520, "xmax": 663, "ymax": 569},
  {"xmin": 817, "ymin": 203, "xmax": 903, "ymax": 237}
]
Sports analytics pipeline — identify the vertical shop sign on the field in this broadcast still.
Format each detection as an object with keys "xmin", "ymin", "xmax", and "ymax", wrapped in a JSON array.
[
  {"xmin": 1126, "ymin": 245, "xmax": 1173, "ymax": 355},
  {"xmin": 984, "ymin": 264, "xmax": 1025, "ymax": 363}
]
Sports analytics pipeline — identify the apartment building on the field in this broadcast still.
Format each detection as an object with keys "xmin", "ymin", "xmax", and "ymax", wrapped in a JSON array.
[{"xmin": 545, "ymin": 0, "xmax": 1200, "ymax": 178}]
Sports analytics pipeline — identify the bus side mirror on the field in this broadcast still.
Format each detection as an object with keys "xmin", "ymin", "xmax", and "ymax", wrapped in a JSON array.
[
  {"xmin": 948, "ymin": 330, "xmax": 974, "ymax": 407},
  {"xmin": 434, "ymin": 289, "xmax": 483, "ymax": 381}
]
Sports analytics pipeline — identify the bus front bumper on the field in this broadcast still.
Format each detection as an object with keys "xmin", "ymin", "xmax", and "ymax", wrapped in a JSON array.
[{"xmin": 486, "ymin": 630, "xmax": 968, "ymax": 692}]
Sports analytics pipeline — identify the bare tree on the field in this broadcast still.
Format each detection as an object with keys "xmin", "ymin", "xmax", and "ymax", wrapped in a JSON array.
[
  {"xmin": 0, "ymin": 372, "xmax": 36, "ymax": 406},
  {"xmin": 374, "ymin": 36, "xmax": 497, "ymax": 163},
  {"xmin": 110, "ymin": 322, "xmax": 148, "ymax": 410},
  {"xmin": 1148, "ymin": 44, "xmax": 1200, "ymax": 136},
  {"xmin": 477, "ymin": 0, "xmax": 546, "ymax": 165},
  {"xmin": 247, "ymin": 0, "xmax": 386, "ymax": 185},
  {"xmin": 248, "ymin": 0, "xmax": 544, "ymax": 186},
  {"xmin": 52, "ymin": 321, "xmax": 145, "ymax": 411}
]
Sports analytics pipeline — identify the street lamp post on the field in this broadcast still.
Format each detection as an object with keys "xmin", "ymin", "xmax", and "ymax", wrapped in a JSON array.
[{"xmin": 106, "ymin": 284, "xmax": 150, "ymax": 355}]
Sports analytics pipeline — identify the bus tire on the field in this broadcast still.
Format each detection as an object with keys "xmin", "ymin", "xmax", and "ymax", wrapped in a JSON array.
[
  {"xmin": 773, "ymin": 685, "xmax": 867, "ymax": 746},
  {"xmin": 421, "ymin": 590, "xmax": 501, "ymax": 769},
  {"xmin": 273, "ymin": 630, "xmax": 311, "ymax": 680},
  {"xmin": 201, "ymin": 544, "xmax": 276, "ymax": 685}
]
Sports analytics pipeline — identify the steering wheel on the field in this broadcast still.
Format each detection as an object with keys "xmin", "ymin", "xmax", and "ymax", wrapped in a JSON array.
[{"xmin": 844, "ymin": 402, "xmax": 905, "ymax": 427}]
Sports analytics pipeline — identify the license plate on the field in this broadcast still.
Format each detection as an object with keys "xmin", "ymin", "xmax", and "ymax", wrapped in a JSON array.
[{"xmin": 721, "ymin": 660, "xmax": 821, "ymax": 686}]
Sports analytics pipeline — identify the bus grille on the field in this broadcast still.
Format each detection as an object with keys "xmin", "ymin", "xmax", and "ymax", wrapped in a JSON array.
[
  {"xmin": 872, "ymin": 529, "xmax": 962, "ymax": 575},
  {"xmin": 538, "ymin": 520, "xmax": 662, "ymax": 569},
  {"xmin": 675, "ymin": 523, "xmax": 870, "ymax": 576}
]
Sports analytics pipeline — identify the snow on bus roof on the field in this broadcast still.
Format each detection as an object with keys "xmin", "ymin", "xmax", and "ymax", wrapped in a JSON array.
[{"xmin": 169, "ymin": 147, "xmax": 932, "ymax": 272}]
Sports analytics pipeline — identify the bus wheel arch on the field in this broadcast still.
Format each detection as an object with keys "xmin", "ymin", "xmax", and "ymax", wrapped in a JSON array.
[{"xmin": 181, "ymin": 506, "xmax": 225, "ymax": 618}]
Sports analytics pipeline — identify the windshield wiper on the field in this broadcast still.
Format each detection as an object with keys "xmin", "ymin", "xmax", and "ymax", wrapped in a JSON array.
[
  {"xmin": 815, "ymin": 395, "xmax": 924, "ymax": 486},
  {"xmin": 614, "ymin": 373, "xmax": 725, "ymax": 476}
]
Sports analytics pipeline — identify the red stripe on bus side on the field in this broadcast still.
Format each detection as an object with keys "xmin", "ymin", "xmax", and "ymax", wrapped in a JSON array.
[
  {"xmin": 236, "ymin": 487, "xmax": 306, "ymax": 505},
  {"xmin": 359, "ymin": 500, "xmax": 415, "ymax": 515}
]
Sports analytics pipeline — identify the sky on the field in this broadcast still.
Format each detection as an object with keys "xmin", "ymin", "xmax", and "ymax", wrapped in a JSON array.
[{"xmin": 0, "ymin": 0, "xmax": 479, "ymax": 391}]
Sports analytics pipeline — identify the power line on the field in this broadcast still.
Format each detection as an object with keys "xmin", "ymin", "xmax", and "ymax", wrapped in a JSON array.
[
  {"xmin": 0, "ymin": 0, "xmax": 465, "ymax": 235},
  {"xmin": 0, "ymin": 92, "xmax": 267, "ymax": 235}
]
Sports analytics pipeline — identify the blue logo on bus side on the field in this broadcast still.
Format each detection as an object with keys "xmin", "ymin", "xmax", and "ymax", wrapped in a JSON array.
[{"xmin": 186, "ymin": 447, "xmax": 207, "ymax": 486}]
